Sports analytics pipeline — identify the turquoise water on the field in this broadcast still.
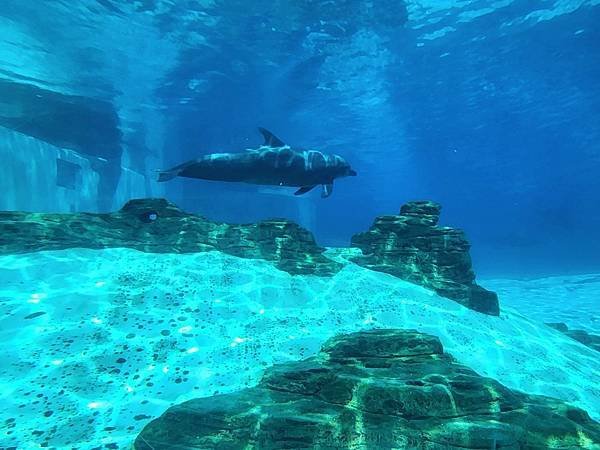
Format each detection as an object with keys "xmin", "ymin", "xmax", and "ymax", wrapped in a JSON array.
[
  {"xmin": 1, "ymin": 248, "xmax": 598, "ymax": 448},
  {"xmin": 1, "ymin": 0, "xmax": 600, "ymax": 448}
]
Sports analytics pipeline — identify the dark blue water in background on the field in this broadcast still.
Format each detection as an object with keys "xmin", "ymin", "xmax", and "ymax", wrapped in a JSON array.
[{"xmin": 1, "ymin": 0, "xmax": 599, "ymax": 277}]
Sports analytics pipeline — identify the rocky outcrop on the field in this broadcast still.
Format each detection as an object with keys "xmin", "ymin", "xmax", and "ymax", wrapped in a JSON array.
[
  {"xmin": 351, "ymin": 201, "xmax": 499, "ymax": 315},
  {"xmin": 0, "ymin": 198, "xmax": 340, "ymax": 276},
  {"xmin": 547, "ymin": 322, "xmax": 600, "ymax": 352},
  {"xmin": 134, "ymin": 329, "xmax": 600, "ymax": 449}
]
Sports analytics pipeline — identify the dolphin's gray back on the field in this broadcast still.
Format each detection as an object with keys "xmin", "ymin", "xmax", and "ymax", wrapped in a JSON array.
[
  {"xmin": 162, "ymin": 146, "xmax": 339, "ymax": 187},
  {"xmin": 180, "ymin": 152, "xmax": 257, "ymax": 182}
]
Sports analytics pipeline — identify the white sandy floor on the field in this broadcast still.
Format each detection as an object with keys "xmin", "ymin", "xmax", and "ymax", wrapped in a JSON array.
[
  {"xmin": 482, "ymin": 274, "xmax": 600, "ymax": 333},
  {"xmin": 0, "ymin": 248, "xmax": 598, "ymax": 449}
]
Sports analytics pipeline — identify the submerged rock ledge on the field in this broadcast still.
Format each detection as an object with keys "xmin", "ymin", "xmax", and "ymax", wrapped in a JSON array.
[
  {"xmin": 134, "ymin": 329, "xmax": 600, "ymax": 449},
  {"xmin": 351, "ymin": 201, "xmax": 499, "ymax": 315},
  {"xmin": 0, "ymin": 198, "xmax": 499, "ymax": 313},
  {"xmin": 546, "ymin": 322, "xmax": 600, "ymax": 352},
  {"xmin": 0, "ymin": 198, "xmax": 340, "ymax": 276}
]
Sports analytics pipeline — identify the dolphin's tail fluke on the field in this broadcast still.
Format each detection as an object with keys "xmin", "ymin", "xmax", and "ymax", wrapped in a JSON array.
[
  {"xmin": 156, "ymin": 160, "xmax": 199, "ymax": 182},
  {"xmin": 156, "ymin": 168, "xmax": 179, "ymax": 182}
]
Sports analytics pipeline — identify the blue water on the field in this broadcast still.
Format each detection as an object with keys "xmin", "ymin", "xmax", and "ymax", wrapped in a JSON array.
[
  {"xmin": 1, "ymin": 2, "xmax": 600, "ymax": 448},
  {"xmin": 1, "ymin": 1, "xmax": 599, "ymax": 278}
]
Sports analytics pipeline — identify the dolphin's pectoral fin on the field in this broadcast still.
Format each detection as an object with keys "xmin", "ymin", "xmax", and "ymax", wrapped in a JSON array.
[
  {"xmin": 321, "ymin": 183, "xmax": 334, "ymax": 198},
  {"xmin": 258, "ymin": 127, "xmax": 286, "ymax": 147},
  {"xmin": 294, "ymin": 185, "xmax": 317, "ymax": 196}
]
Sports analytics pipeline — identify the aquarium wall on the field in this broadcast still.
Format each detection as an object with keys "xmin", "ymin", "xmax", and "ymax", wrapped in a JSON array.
[{"xmin": 0, "ymin": 1, "xmax": 170, "ymax": 212}]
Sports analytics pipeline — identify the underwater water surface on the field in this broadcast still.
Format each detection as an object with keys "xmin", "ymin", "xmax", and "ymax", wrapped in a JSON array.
[{"xmin": 1, "ymin": 0, "xmax": 600, "ymax": 449}]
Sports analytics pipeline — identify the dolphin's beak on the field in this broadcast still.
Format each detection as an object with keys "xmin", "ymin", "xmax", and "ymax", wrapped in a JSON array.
[{"xmin": 349, "ymin": 169, "xmax": 357, "ymax": 176}]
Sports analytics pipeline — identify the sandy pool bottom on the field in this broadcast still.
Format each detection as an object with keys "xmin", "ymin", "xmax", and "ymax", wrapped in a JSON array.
[
  {"xmin": 0, "ymin": 248, "xmax": 598, "ymax": 449},
  {"xmin": 483, "ymin": 274, "xmax": 600, "ymax": 333}
]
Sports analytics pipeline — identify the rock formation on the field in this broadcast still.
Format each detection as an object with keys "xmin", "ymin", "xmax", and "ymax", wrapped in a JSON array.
[
  {"xmin": 351, "ymin": 201, "xmax": 499, "ymax": 315},
  {"xmin": 547, "ymin": 322, "xmax": 600, "ymax": 352},
  {"xmin": 0, "ymin": 198, "xmax": 340, "ymax": 276},
  {"xmin": 0, "ymin": 198, "xmax": 500, "ymax": 313},
  {"xmin": 134, "ymin": 329, "xmax": 600, "ymax": 449}
]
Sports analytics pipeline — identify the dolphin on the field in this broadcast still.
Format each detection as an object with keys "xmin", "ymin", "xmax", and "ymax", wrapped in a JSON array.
[{"xmin": 157, "ymin": 128, "xmax": 357, "ymax": 198}]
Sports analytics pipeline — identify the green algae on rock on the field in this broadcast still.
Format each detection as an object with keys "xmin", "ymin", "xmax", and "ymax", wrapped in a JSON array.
[
  {"xmin": 134, "ymin": 329, "xmax": 600, "ymax": 449},
  {"xmin": 0, "ymin": 198, "xmax": 340, "ymax": 276},
  {"xmin": 351, "ymin": 201, "xmax": 500, "ymax": 315}
]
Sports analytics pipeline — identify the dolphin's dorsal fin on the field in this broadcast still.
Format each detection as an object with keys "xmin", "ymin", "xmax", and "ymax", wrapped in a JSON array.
[{"xmin": 258, "ymin": 127, "xmax": 286, "ymax": 147}]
